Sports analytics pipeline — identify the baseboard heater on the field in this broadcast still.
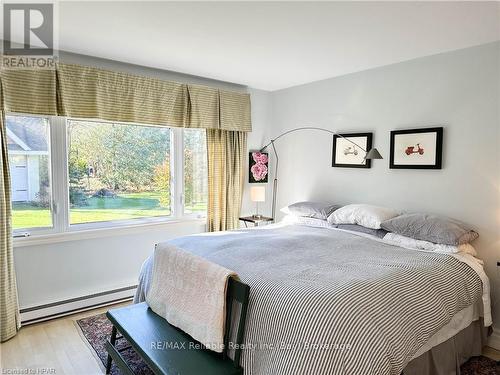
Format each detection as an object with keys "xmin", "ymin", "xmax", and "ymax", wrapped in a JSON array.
[{"xmin": 20, "ymin": 285, "xmax": 137, "ymax": 325}]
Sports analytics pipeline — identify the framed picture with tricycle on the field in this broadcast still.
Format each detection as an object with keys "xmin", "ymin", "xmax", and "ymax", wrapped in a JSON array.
[
  {"xmin": 332, "ymin": 132, "xmax": 373, "ymax": 168},
  {"xmin": 389, "ymin": 127, "xmax": 443, "ymax": 169}
]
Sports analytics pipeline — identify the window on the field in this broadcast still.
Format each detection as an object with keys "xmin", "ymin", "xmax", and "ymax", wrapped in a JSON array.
[
  {"xmin": 7, "ymin": 114, "xmax": 208, "ymax": 236},
  {"xmin": 183, "ymin": 129, "xmax": 207, "ymax": 215},
  {"xmin": 6, "ymin": 115, "xmax": 52, "ymax": 230},
  {"xmin": 68, "ymin": 120, "xmax": 173, "ymax": 225}
]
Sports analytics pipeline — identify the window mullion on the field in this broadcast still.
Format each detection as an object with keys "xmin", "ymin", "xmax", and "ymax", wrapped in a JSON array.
[
  {"xmin": 50, "ymin": 116, "xmax": 70, "ymax": 233},
  {"xmin": 172, "ymin": 128, "xmax": 184, "ymax": 219}
]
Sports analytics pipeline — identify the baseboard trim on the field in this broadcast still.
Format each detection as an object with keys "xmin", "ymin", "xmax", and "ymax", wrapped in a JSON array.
[
  {"xmin": 487, "ymin": 327, "xmax": 500, "ymax": 350},
  {"xmin": 20, "ymin": 285, "xmax": 137, "ymax": 325}
]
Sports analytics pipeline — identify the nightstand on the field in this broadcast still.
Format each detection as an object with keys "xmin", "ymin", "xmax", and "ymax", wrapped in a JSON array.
[{"xmin": 239, "ymin": 216, "xmax": 274, "ymax": 228}]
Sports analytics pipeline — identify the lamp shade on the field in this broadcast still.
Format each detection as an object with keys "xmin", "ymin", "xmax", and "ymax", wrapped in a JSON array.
[
  {"xmin": 365, "ymin": 148, "xmax": 383, "ymax": 160},
  {"xmin": 250, "ymin": 186, "xmax": 266, "ymax": 202}
]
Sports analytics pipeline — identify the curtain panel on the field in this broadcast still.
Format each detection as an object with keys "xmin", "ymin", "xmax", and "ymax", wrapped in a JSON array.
[
  {"xmin": 0, "ymin": 68, "xmax": 58, "ymax": 341},
  {"xmin": 206, "ymin": 129, "xmax": 247, "ymax": 232},
  {"xmin": 0, "ymin": 110, "xmax": 20, "ymax": 342}
]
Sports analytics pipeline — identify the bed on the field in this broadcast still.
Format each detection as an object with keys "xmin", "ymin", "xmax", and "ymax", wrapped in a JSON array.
[{"xmin": 135, "ymin": 222, "xmax": 491, "ymax": 375}]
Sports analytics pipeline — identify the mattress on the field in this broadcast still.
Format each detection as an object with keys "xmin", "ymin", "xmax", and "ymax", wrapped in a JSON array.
[{"xmin": 135, "ymin": 223, "xmax": 491, "ymax": 375}]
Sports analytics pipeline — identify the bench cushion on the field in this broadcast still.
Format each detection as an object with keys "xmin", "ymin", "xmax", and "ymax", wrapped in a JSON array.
[{"xmin": 107, "ymin": 303, "xmax": 242, "ymax": 375}]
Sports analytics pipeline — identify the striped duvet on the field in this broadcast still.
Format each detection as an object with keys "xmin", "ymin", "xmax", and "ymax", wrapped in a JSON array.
[{"xmin": 136, "ymin": 224, "xmax": 485, "ymax": 375}]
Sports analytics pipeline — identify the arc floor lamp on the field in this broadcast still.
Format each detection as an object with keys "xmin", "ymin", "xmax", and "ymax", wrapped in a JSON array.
[{"xmin": 259, "ymin": 127, "xmax": 383, "ymax": 219}]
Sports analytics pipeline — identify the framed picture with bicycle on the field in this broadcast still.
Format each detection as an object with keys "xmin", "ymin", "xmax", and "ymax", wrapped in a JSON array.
[
  {"xmin": 332, "ymin": 132, "xmax": 373, "ymax": 168},
  {"xmin": 390, "ymin": 127, "xmax": 443, "ymax": 169}
]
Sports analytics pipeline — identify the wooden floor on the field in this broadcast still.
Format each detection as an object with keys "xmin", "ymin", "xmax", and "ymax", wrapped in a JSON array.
[
  {"xmin": 1, "ymin": 303, "xmax": 499, "ymax": 374},
  {"xmin": 483, "ymin": 346, "xmax": 500, "ymax": 361},
  {"xmin": 0, "ymin": 302, "xmax": 130, "ymax": 375}
]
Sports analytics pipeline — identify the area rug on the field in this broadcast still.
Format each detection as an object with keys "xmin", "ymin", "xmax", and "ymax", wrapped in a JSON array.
[
  {"xmin": 77, "ymin": 313, "xmax": 499, "ymax": 375},
  {"xmin": 76, "ymin": 313, "xmax": 152, "ymax": 375}
]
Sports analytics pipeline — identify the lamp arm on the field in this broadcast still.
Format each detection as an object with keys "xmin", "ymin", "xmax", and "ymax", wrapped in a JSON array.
[
  {"xmin": 258, "ymin": 126, "xmax": 371, "ymax": 220},
  {"xmin": 270, "ymin": 140, "xmax": 278, "ymax": 219},
  {"xmin": 260, "ymin": 126, "xmax": 367, "ymax": 153}
]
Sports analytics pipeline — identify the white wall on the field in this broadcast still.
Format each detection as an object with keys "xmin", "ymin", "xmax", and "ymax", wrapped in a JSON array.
[
  {"xmin": 14, "ymin": 221, "xmax": 205, "ymax": 308},
  {"xmin": 13, "ymin": 52, "xmax": 272, "ymax": 309},
  {"xmin": 241, "ymin": 88, "xmax": 274, "ymax": 218},
  {"xmin": 267, "ymin": 42, "xmax": 500, "ymax": 327}
]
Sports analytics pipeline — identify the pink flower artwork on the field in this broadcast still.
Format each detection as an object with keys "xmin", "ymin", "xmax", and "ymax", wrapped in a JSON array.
[
  {"xmin": 249, "ymin": 151, "xmax": 269, "ymax": 183},
  {"xmin": 252, "ymin": 152, "xmax": 269, "ymax": 164},
  {"xmin": 251, "ymin": 163, "xmax": 268, "ymax": 181}
]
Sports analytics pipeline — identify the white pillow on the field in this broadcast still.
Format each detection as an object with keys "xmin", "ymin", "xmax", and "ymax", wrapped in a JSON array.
[
  {"xmin": 327, "ymin": 204, "xmax": 399, "ymax": 229},
  {"xmin": 282, "ymin": 215, "xmax": 333, "ymax": 229},
  {"xmin": 383, "ymin": 233, "xmax": 478, "ymax": 256}
]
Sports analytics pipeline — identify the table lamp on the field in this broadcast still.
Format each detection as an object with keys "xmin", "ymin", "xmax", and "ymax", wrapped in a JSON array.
[{"xmin": 250, "ymin": 186, "xmax": 266, "ymax": 219}]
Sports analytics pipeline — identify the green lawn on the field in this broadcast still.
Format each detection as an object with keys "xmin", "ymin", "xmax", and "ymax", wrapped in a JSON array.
[
  {"xmin": 12, "ymin": 192, "xmax": 206, "ymax": 229},
  {"xmin": 12, "ymin": 205, "xmax": 52, "ymax": 229}
]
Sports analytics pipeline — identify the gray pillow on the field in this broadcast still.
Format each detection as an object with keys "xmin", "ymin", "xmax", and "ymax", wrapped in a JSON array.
[
  {"xmin": 380, "ymin": 213, "xmax": 479, "ymax": 245},
  {"xmin": 282, "ymin": 201, "xmax": 341, "ymax": 220},
  {"xmin": 336, "ymin": 224, "xmax": 388, "ymax": 239}
]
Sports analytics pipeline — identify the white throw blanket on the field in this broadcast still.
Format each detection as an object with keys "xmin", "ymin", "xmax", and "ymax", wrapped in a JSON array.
[{"xmin": 145, "ymin": 243, "xmax": 237, "ymax": 353}]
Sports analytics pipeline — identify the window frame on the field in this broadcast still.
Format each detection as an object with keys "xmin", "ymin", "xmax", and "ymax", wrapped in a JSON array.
[
  {"xmin": 7, "ymin": 113, "xmax": 56, "ymax": 237},
  {"xmin": 181, "ymin": 128, "xmax": 208, "ymax": 219},
  {"xmin": 8, "ymin": 113, "xmax": 207, "ymax": 239}
]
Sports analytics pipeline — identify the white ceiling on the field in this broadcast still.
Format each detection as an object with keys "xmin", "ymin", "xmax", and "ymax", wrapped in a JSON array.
[{"xmin": 15, "ymin": 2, "xmax": 500, "ymax": 90}]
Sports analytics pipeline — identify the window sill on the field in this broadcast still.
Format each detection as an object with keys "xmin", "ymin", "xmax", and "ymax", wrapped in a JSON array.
[{"xmin": 13, "ymin": 217, "xmax": 207, "ymax": 248}]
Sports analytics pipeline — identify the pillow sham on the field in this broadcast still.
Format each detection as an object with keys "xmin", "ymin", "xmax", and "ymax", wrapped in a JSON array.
[
  {"xmin": 281, "ymin": 201, "xmax": 341, "ymax": 220},
  {"xmin": 336, "ymin": 224, "xmax": 388, "ymax": 239},
  {"xmin": 383, "ymin": 232, "xmax": 477, "ymax": 256},
  {"xmin": 327, "ymin": 204, "xmax": 400, "ymax": 229},
  {"xmin": 380, "ymin": 213, "xmax": 479, "ymax": 246}
]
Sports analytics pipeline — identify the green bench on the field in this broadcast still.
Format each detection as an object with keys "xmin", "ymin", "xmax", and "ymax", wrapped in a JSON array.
[{"xmin": 105, "ymin": 278, "xmax": 250, "ymax": 375}]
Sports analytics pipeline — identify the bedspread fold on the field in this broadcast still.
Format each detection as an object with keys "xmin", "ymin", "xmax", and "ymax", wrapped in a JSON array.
[{"xmin": 145, "ymin": 243, "xmax": 237, "ymax": 353}]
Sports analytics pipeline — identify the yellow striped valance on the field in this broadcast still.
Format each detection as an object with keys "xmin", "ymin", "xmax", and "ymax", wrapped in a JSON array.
[
  {"xmin": 186, "ymin": 84, "xmax": 219, "ymax": 129},
  {"xmin": 0, "ymin": 68, "xmax": 57, "ymax": 116},
  {"xmin": 220, "ymin": 90, "xmax": 252, "ymax": 132},
  {"xmin": 0, "ymin": 63, "xmax": 252, "ymax": 132},
  {"xmin": 57, "ymin": 64, "xmax": 187, "ymax": 127}
]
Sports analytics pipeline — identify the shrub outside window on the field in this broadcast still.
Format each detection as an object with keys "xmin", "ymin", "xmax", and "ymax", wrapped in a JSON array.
[{"xmin": 67, "ymin": 120, "xmax": 173, "ymax": 225}]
